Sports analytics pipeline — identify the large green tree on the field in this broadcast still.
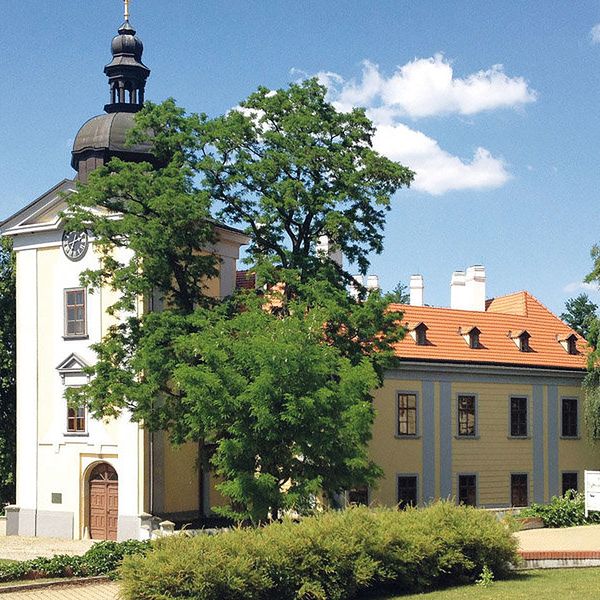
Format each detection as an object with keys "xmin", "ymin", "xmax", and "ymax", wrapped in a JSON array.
[
  {"xmin": 384, "ymin": 281, "xmax": 410, "ymax": 304},
  {"xmin": 561, "ymin": 293, "xmax": 598, "ymax": 341},
  {"xmin": 0, "ymin": 238, "xmax": 16, "ymax": 504},
  {"xmin": 581, "ymin": 252, "xmax": 600, "ymax": 439},
  {"xmin": 65, "ymin": 79, "xmax": 413, "ymax": 521}
]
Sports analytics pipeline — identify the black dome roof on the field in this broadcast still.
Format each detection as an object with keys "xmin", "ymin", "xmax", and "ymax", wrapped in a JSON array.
[
  {"xmin": 71, "ymin": 112, "xmax": 152, "ymax": 169},
  {"xmin": 70, "ymin": 14, "xmax": 153, "ymax": 180}
]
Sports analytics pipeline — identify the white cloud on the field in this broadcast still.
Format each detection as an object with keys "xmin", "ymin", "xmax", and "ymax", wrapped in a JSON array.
[
  {"xmin": 373, "ymin": 123, "xmax": 510, "ymax": 195},
  {"xmin": 319, "ymin": 56, "xmax": 536, "ymax": 119},
  {"xmin": 591, "ymin": 23, "xmax": 600, "ymax": 44},
  {"xmin": 314, "ymin": 55, "xmax": 535, "ymax": 195},
  {"xmin": 563, "ymin": 281, "xmax": 599, "ymax": 294}
]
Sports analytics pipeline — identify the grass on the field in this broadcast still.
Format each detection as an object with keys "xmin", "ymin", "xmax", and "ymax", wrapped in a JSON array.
[{"xmin": 378, "ymin": 568, "xmax": 600, "ymax": 599}]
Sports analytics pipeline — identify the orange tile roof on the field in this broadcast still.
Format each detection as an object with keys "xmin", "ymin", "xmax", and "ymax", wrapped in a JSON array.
[{"xmin": 391, "ymin": 291, "xmax": 587, "ymax": 370}]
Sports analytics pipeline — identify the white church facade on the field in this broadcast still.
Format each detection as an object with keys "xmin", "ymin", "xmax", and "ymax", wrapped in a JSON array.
[{"xmin": 0, "ymin": 13, "xmax": 248, "ymax": 541}]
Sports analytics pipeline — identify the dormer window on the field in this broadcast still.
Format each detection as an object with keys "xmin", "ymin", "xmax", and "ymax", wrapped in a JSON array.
[
  {"xmin": 557, "ymin": 333, "xmax": 578, "ymax": 355},
  {"xmin": 459, "ymin": 326, "xmax": 481, "ymax": 349},
  {"xmin": 509, "ymin": 330, "xmax": 531, "ymax": 352},
  {"xmin": 407, "ymin": 322, "xmax": 428, "ymax": 346}
]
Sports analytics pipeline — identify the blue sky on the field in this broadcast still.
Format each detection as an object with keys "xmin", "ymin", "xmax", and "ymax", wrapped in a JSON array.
[{"xmin": 2, "ymin": 0, "xmax": 600, "ymax": 314}]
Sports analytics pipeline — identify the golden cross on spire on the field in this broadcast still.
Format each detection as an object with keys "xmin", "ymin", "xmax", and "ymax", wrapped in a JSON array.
[{"xmin": 124, "ymin": 0, "xmax": 130, "ymax": 20}]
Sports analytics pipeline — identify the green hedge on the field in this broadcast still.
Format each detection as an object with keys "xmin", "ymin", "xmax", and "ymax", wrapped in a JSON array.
[
  {"xmin": 0, "ymin": 540, "xmax": 150, "ymax": 582},
  {"xmin": 519, "ymin": 491, "xmax": 600, "ymax": 528},
  {"xmin": 120, "ymin": 503, "xmax": 519, "ymax": 600}
]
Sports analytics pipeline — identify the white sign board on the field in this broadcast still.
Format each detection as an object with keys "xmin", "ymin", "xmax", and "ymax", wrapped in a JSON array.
[{"xmin": 584, "ymin": 470, "xmax": 600, "ymax": 517}]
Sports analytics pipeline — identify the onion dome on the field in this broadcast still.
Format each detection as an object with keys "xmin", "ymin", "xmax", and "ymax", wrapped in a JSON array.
[
  {"xmin": 111, "ymin": 21, "xmax": 144, "ymax": 60},
  {"xmin": 103, "ymin": 20, "xmax": 150, "ymax": 113}
]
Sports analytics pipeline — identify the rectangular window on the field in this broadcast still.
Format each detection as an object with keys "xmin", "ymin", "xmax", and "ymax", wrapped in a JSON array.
[
  {"xmin": 562, "ymin": 398, "xmax": 578, "ymax": 438},
  {"xmin": 67, "ymin": 406, "xmax": 86, "ymax": 433},
  {"xmin": 397, "ymin": 476, "xmax": 418, "ymax": 509},
  {"xmin": 457, "ymin": 395, "xmax": 476, "ymax": 437},
  {"xmin": 397, "ymin": 393, "xmax": 417, "ymax": 436},
  {"xmin": 510, "ymin": 397, "xmax": 528, "ymax": 437},
  {"xmin": 458, "ymin": 474, "xmax": 477, "ymax": 506},
  {"xmin": 348, "ymin": 486, "xmax": 369, "ymax": 506},
  {"xmin": 469, "ymin": 331, "xmax": 480, "ymax": 349},
  {"xmin": 64, "ymin": 289, "xmax": 87, "ymax": 337},
  {"xmin": 511, "ymin": 474, "xmax": 528, "ymax": 507},
  {"xmin": 562, "ymin": 472, "xmax": 578, "ymax": 496}
]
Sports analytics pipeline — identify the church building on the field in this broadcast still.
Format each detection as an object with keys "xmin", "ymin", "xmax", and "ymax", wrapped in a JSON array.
[{"xmin": 0, "ymin": 10, "xmax": 247, "ymax": 541}]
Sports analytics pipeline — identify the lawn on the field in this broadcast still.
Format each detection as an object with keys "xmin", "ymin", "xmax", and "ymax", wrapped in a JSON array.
[{"xmin": 381, "ymin": 568, "xmax": 600, "ymax": 599}]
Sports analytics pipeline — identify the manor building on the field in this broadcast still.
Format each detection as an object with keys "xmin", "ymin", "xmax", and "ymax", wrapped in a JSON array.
[{"xmin": 368, "ymin": 268, "xmax": 596, "ymax": 509}]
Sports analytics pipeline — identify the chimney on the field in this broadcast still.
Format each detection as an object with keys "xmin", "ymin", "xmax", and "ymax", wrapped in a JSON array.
[
  {"xmin": 317, "ymin": 235, "xmax": 343, "ymax": 268},
  {"xmin": 349, "ymin": 274, "xmax": 363, "ymax": 299},
  {"xmin": 366, "ymin": 275, "xmax": 379, "ymax": 291},
  {"xmin": 450, "ymin": 271, "xmax": 467, "ymax": 309},
  {"xmin": 450, "ymin": 266, "xmax": 486, "ymax": 311},
  {"xmin": 465, "ymin": 265, "xmax": 486, "ymax": 311},
  {"xmin": 409, "ymin": 274, "xmax": 424, "ymax": 306}
]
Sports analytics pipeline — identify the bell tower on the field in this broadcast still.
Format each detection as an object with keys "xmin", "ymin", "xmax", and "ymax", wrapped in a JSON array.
[
  {"xmin": 70, "ymin": 1, "xmax": 156, "ymax": 182},
  {"xmin": 103, "ymin": 2, "xmax": 150, "ymax": 113}
]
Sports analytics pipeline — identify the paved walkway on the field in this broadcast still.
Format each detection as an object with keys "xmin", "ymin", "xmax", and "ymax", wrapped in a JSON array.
[
  {"xmin": 516, "ymin": 523, "xmax": 600, "ymax": 552},
  {"xmin": 0, "ymin": 538, "xmax": 94, "ymax": 562},
  {"xmin": 0, "ymin": 582, "xmax": 120, "ymax": 599}
]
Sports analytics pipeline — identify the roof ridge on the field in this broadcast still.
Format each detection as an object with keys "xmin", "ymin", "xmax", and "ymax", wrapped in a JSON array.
[
  {"xmin": 524, "ymin": 291, "xmax": 582, "ymax": 337},
  {"xmin": 485, "ymin": 290, "xmax": 528, "ymax": 316}
]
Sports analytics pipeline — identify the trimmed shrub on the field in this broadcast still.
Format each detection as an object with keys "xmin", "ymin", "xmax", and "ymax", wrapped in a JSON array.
[
  {"xmin": 519, "ymin": 491, "xmax": 600, "ymax": 528},
  {"xmin": 119, "ymin": 502, "xmax": 519, "ymax": 600},
  {"xmin": 0, "ymin": 539, "xmax": 150, "ymax": 583}
]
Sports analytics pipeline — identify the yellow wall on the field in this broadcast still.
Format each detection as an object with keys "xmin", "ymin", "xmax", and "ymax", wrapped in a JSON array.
[
  {"xmin": 369, "ymin": 379, "xmax": 424, "ymax": 504},
  {"xmin": 161, "ymin": 438, "xmax": 200, "ymax": 514},
  {"xmin": 370, "ymin": 372, "xmax": 596, "ymax": 509},
  {"xmin": 450, "ymin": 382, "xmax": 533, "ymax": 506},
  {"xmin": 558, "ymin": 384, "xmax": 599, "ymax": 489}
]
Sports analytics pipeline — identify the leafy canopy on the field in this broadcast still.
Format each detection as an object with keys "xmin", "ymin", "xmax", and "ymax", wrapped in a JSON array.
[
  {"xmin": 581, "ymin": 251, "xmax": 600, "ymax": 439},
  {"xmin": 64, "ymin": 79, "xmax": 413, "ymax": 521},
  {"xmin": 64, "ymin": 152, "xmax": 217, "ymax": 314},
  {"xmin": 560, "ymin": 293, "xmax": 598, "ymax": 341},
  {"xmin": 384, "ymin": 281, "xmax": 410, "ymax": 304}
]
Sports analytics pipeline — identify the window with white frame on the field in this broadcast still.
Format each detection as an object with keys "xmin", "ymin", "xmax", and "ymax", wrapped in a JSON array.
[{"xmin": 64, "ymin": 288, "xmax": 87, "ymax": 337}]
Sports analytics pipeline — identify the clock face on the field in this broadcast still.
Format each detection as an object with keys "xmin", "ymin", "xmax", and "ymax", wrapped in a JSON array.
[{"xmin": 62, "ymin": 231, "xmax": 89, "ymax": 262}]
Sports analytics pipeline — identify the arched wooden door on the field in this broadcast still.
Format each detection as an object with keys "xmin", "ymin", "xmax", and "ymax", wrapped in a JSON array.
[{"xmin": 89, "ymin": 463, "xmax": 118, "ymax": 541}]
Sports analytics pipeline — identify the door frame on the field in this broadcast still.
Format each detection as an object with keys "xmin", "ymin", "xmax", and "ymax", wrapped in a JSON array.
[{"xmin": 82, "ymin": 460, "xmax": 118, "ymax": 540}]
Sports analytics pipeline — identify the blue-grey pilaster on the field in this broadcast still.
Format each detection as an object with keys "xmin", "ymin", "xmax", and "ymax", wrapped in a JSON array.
[
  {"xmin": 440, "ymin": 381, "xmax": 452, "ymax": 498},
  {"xmin": 533, "ymin": 385, "xmax": 545, "ymax": 503},
  {"xmin": 422, "ymin": 380, "xmax": 435, "ymax": 502},
  {"xmin": 547, "ymin": 385, "xmax": 559, "ymax": 498}
]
